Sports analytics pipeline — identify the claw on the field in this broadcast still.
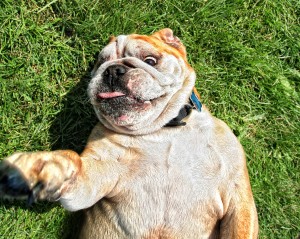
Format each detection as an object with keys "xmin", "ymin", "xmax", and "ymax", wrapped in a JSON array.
[
  {"xmin": 27, "ymin": 182, "xmax": 44, "ymax": 206},
  {"xmin": 27, "ymin": 191, "xmax": 35, "ymax": 206}
]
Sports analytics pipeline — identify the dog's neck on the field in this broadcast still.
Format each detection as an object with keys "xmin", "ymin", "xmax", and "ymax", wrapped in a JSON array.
[{"xmin": 165, "ymin": 91, "xmax": 202, "ymax": 127}]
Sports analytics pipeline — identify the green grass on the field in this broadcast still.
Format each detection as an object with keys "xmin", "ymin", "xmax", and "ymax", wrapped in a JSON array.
[{"xmin": 0, "ymin": 0, "xmax": 299, "ymax": 238}]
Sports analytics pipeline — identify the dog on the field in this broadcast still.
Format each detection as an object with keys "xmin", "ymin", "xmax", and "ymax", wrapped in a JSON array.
[{"xmin": 0, "ymin": 28, "xmax": 258, "ymax": 238}]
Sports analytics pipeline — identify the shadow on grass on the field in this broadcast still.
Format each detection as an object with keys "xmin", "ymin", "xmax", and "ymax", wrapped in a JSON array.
[
  {"xmin": 61, "ymin": 210, "xmax": 85, "ymax": 239},
  {"xmin": 49, "ymin": 74, "xmax": 98, "ymax": 153}
]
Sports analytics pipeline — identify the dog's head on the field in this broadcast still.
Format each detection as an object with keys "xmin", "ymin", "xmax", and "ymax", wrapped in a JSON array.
[{"xmin": 88, "ymin": 28, "xmax": 196, "ymax": 135}]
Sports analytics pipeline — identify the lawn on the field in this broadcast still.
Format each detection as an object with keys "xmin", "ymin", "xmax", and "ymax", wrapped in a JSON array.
[{"xmin": 0, "ymin": 0, "xmax": 299, "ymax": 238}]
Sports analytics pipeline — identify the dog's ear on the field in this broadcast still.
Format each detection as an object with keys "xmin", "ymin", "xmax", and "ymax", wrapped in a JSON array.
[
  {"xmin": 152, "ymin": 28, "xmax": 183, "ymax": 49},
  {"xmin": 152, "ymin": 28, "xmax": 187, "ymax": 58}
]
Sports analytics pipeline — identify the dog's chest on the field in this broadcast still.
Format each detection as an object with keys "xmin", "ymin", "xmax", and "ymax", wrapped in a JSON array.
[{"xmin": 101, "ymin": 126, "xmax": 225, "ymax": 237}]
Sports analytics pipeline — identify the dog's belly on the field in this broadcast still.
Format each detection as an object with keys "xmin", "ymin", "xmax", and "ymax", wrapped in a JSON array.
[
  {"xmin": 78, "ymin": 138, "xmax": 226, "ymax": 238},
  {"xmin": 77, "ymin": 182, "xmax": 223, "ymax": 239}
]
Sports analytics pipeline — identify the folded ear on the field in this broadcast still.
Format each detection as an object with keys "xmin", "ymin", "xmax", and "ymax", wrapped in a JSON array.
[
  {"xmin": 152, "ymin": 28, "xmax": 187, "ymax": 58},
  {"xmin": 152, "ymin": 28, "xmax": 183, "ymax": 48}
]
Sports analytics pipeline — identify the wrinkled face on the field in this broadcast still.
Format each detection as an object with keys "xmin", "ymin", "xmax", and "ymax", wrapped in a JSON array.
[{"xmin": 88, "ymin": 28, "xmax": 196, "ymax": 135}]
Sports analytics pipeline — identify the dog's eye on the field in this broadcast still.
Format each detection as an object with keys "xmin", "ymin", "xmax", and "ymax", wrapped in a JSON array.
[{"xmin": 144, "ymin": 56, "xmax": 157, "ymax": 66}]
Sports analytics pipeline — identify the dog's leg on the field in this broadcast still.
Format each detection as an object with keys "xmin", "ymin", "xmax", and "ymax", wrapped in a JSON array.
[
  {"xmin": 220, "ymin": 169, "xmax": 259, "ymax": 239},
  {"xmin": 0, "ymin": 150, "xmax": 122, "ymax": 211}
]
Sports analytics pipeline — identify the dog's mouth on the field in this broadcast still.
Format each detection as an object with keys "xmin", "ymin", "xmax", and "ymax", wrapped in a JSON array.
[
  {"xmin": 94, "ymin": 89, "xmax": 166, "ymax": 126},
  {"xmin": 94, "ymin": 90, "xmax": 157, "ymax": 126}
]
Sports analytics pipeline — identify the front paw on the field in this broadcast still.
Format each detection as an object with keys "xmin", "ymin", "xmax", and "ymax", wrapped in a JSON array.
[{"xmin": 0, "ymin": 151, "xmax": 79, "ymax": 204}]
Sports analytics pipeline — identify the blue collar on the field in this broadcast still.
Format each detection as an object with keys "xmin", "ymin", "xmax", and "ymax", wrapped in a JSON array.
[
  {"xmin": 165, "ymin": 90, "xmax": 202, "ymax": 127},
  {"xmin": 189, "ymin": 90, "xmax": 202, "ymax": 112}
]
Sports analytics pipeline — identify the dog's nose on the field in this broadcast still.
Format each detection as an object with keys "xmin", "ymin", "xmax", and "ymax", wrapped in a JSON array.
[{"xmin": 103, "ymin": 65, "xmax": 126, "ymax": 89}]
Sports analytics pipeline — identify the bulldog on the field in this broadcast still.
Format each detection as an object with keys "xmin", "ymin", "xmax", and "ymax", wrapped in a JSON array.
[{"xmin": 0, "ymin": 28, "xmax": 258, "ymax": 239}]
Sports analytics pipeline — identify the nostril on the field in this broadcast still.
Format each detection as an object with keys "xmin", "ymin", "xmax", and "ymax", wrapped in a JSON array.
[
  {"xmin": 0, "ymin": 175, "xmax": 8, "ymax": 184},
  {"xmin": 115, "ymin": 66, "xmax": 126, "ymax": 75},
  {"xmin": 104, "ymin": 69, "xmax": 110, "ymax": 76}
]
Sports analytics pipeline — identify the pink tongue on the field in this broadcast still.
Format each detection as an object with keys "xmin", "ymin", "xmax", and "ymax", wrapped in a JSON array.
[{"xmin": 97, "ymin": 92, "xmax": 125, "ymax": 99}]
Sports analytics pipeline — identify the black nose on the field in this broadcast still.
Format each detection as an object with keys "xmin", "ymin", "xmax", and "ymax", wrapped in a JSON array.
[{"xmin": 103, "ymin": 65, "xmax": 127, "ymax": 89}]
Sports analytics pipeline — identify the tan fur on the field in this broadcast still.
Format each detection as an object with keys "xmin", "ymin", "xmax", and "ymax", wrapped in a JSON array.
[{"xmin": 0, "ymin": 29, "xmax": 258, "ymax": 238}]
